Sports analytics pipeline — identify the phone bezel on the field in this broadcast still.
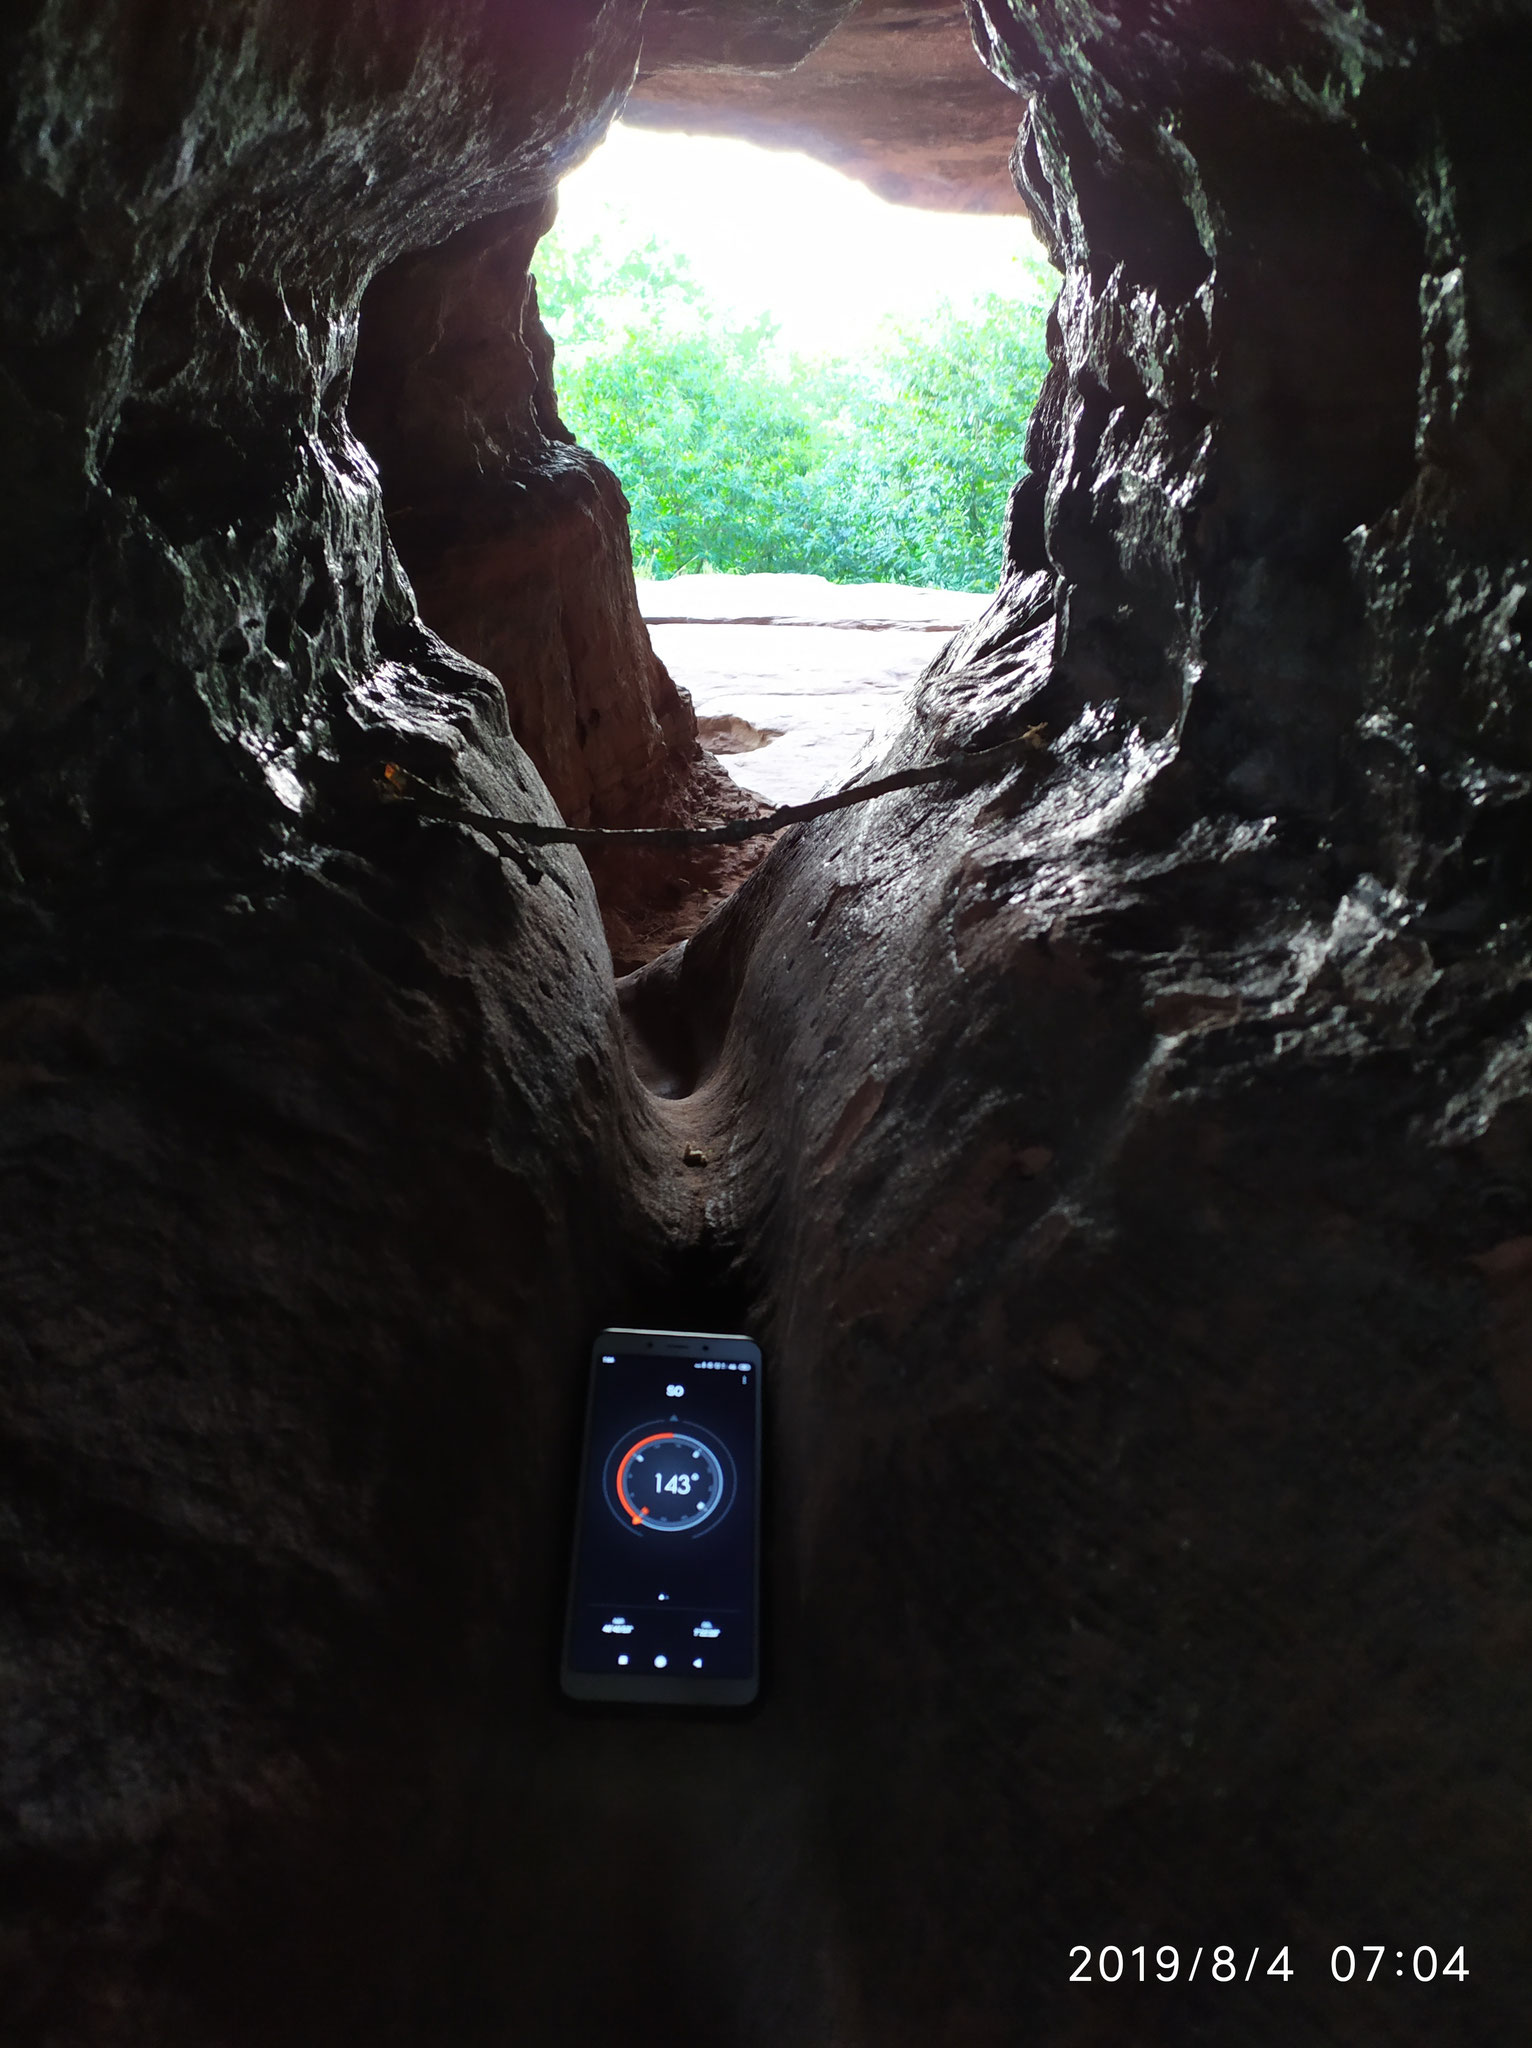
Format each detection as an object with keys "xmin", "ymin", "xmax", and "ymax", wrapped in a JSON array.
[{"xmin": 560, "ymin": 1327, "xmax": 763, "ymax": 1707}]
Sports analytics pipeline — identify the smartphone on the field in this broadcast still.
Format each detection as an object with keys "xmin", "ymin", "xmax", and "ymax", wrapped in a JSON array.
[{"xmin": 561, "ymin": 1327, "xmax": 762, "ymax": 1706}]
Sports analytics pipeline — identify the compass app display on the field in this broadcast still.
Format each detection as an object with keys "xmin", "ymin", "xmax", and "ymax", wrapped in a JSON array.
[
  {"xmin": 608, "ymin": 1425, "xmax": 731, "ymax": 1533},
  {"xmin": 562, "ymin": 1332, "xmax": 760, "ymax": 1704}
]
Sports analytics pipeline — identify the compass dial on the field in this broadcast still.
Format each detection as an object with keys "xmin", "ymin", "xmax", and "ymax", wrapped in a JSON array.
[{"xmin": 605, "ymin": 1423, "xmax": 732, "ymax": 1534}]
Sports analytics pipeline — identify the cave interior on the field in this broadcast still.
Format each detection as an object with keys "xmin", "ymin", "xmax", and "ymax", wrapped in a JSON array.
[{"xmin": 2, "ymin": 1, "xmax": 1531, "ymax": 2043}]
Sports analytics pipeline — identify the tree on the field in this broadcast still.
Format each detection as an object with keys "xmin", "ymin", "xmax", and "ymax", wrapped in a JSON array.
[{"xmin": 534, "ymin": 227, "xmax": 1052, "ymax": 591}]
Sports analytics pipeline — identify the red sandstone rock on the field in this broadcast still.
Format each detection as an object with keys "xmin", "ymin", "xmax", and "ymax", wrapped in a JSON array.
[
  {"xmin": 350, "ymin": 207, "xmax": 769, "ymax": 969},
  {"xmin": 2, "ymin": 0, "xmax": 1532, "ymax": 2043},
  {"xmin": 630, "ymin": 0, "xmax": 1027, "ymax": 213},
  {"xmin": 637, "ymin": 571, "xmax": 986, "ymax": 805}
]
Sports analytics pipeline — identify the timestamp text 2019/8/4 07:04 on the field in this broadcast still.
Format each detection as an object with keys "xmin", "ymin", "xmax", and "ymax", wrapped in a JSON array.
[{"xmin": 1068, "ymin": 1945, "xmax": 1469, "ymax": 1985}]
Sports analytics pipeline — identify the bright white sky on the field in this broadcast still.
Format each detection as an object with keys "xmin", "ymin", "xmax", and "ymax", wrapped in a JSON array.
[{"xmin": 548, "ymin": 123, "xmax": 1053, "ymax": 357}]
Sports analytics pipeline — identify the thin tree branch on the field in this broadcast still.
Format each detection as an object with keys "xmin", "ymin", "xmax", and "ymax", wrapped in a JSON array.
[{"xmin": 375, "ymin": 725, "xmax": 1048, "ymax": 852}]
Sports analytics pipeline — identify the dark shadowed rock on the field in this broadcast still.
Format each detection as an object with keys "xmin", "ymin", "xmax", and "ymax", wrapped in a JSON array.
[
  {"xmin": 0, "ymin": 0, "xmax": 669, "ymax": 2035},
  {"xmin": 2, "ymin": 0, "xmax": 1531, "ymax": 2043},
  {"xmin": 621, "ymin": 1, "xmax": 1532, "ymax": 2039},
  {"xmin": 641, "ymin": 0, "xmax": 860, "ymax": 71}
]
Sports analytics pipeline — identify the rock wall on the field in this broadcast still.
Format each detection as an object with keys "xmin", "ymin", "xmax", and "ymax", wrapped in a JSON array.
[
  {"xmin": 628, "ymin": 0, "xmax": 1027, "ymax": 213},
  {"xmin": 2, "ymin": 1, "xmax": 1531, "ymax": 2045},
  {"xmin": 348, "ymin": 202, "xmax": 766, "ymax": 969},
  {"xmin": 618, "ymin": 4, "xmax": 1532, "ymax": 2039},
  {"xmin": 0, "ymin": 2, "xmax": 668, "ymax": 2036}
]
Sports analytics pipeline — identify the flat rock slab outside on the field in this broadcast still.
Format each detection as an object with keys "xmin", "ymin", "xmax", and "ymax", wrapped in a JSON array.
[{"xmin": 636, "ymin": 573, "xmax": 989, "ymax": 807}]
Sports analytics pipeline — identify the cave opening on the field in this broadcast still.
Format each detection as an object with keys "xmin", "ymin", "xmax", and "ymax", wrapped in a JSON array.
[
  {"xmin": 536, "ymin": 125, "xmax": 1052, "ymax": 792},
  {"xmin": 351, "ymin": 120, "xmax": 1054, "ymax": 974},
  {"xmin": 534, "ymin": 122, "xmax": 1051, "ymax": 591}
]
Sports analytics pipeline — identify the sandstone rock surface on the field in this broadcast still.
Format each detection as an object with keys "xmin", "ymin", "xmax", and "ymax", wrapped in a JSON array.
[
  {"xmin": 629, "ymin": 0, "xmax": 1027, "ymax": 213},
  {"xmin": 349, "ymin": 208, "xmax": 765, "ymax": 975},
  {"xmin": 3, "ymin": 1, "xmax": 1532, "ymax": 2045},
  {"xmin": 638, "ymin": 572, "xmax": 986, "ymax": 804}
]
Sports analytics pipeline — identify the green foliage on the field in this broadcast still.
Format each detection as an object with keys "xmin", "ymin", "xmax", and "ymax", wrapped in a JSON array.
[{"xmin": 534, "ymin": 226, "xmax": 1051, "ymax": 592}]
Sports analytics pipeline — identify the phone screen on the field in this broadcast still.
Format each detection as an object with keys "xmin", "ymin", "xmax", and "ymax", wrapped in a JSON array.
[{"xmin": 561, "ymin": 1328, "xmax": 762, "ymax": 1706}]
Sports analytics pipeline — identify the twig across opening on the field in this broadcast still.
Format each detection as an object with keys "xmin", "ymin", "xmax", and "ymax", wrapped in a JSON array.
[{"xmin": 375, "ymin": 723, "xmax": 1047, "ymax": 858}]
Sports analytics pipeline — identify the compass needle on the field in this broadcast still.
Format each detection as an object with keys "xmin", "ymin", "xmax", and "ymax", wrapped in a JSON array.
[{"xmin": 607, "ymin": 1424, "xmax": 732, "ymax": 1534}]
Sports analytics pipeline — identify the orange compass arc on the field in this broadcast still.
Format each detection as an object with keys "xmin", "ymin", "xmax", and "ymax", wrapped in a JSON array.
[{"xmin": 615, "ymin": 1431, "xmax": 676, "ymax": 1525}]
